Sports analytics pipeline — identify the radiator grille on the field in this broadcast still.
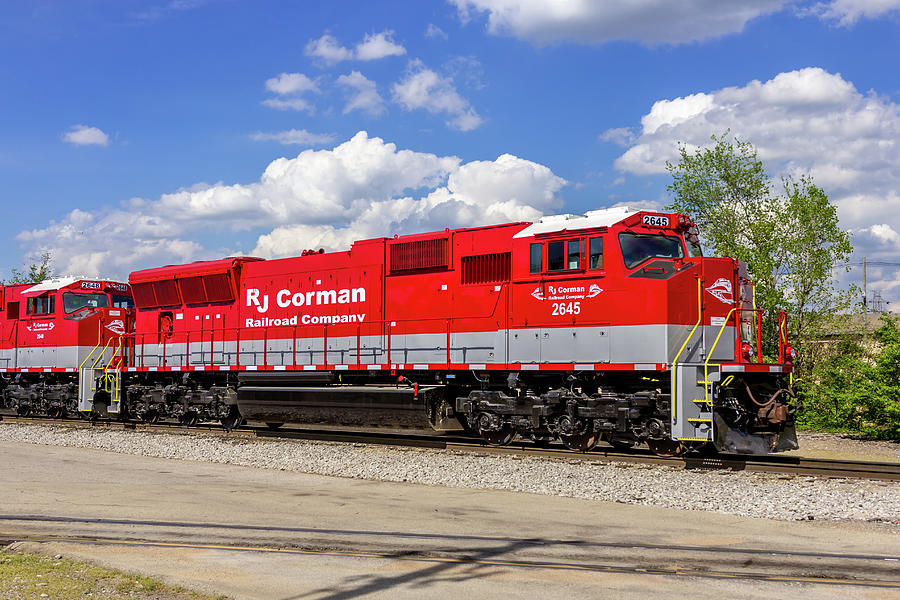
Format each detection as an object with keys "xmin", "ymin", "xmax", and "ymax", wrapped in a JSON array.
[
  {"xmin": 461, "ymin": 252, "xmax": 511, "ymax": 285},
  {"xmin": 390, "ymin": 238, "xmax": 448, "ymax": 273}
]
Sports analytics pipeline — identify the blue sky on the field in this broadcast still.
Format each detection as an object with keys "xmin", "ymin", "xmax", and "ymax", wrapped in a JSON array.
[{"xmin": 2, "ymin": 0, "xmax": 900, "ymax": 305}]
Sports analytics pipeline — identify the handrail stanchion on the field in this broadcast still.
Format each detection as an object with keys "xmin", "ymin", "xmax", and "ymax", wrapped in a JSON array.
[
  {"xmin": 756, "ymin": 310, "xmax": 763, "ymax": 362},
  {"xmin": 670, "ymin": 278, "xmax": 703, "ymax": 426},
  {"xmin": 356, "ymin": 324, "xmax": 361, "ymax": 366},
  {"xmin": 292, "ymin": 325, "xmax": 297, "ymax": 367},
  {"xmin": 704, "ymin": 307, "xmax": 738, "ymax": 405},
  {"xmin": 235, "ymin": 327, "xmax": 241, "ymax": 368},
  {"xmin": 446, "ymin": 319, "xmax": 451, "ymax": 366}
]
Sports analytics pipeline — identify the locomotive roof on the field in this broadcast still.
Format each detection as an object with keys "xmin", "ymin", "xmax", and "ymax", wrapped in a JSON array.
[
  {"xmin": 130, "ymin": 256, "xmax": 263, "ymax": 283},
  {"xmin": 19, "ymin": 277, "xmax": 132, "ymax": 296},
  {"xmin": 512, "ymin": 206, "xmax": 645, "ymax": 238},
  {"xmin": 20, "ymin": 277, "xmax": 80, "ymax": 294}
]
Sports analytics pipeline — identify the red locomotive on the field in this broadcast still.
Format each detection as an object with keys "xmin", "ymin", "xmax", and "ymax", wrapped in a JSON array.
[
  {"xmin": 2, "ymin": 208, "xmax": 799, "ymax": 455},
  {"xmin": 0, "ymin": 277, "xmax": 133, "ymax": 417}
]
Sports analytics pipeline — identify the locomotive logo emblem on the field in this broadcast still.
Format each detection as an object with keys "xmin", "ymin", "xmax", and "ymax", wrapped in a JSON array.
[
  {"xmin": 25, "ymin": 322, "xmax": 55, "ymax": 332},
  {"xmin": 705, "ymin": 278, "xmax": 734, "ymax": 304},
  {"xmin": 105, "ymin": 319, "xmax": 126, "ymax": 335},
  {"xmin": 530, "ymin": 283, "xmax": 603, "ymax": 301}
]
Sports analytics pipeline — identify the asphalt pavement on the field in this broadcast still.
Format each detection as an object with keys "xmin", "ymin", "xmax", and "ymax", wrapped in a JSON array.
[{"xmin": 1, "ymin": 440, "xmax": 898, "ymax": 599}]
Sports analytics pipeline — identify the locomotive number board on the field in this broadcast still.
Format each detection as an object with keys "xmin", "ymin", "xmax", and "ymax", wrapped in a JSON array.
[{"xmin": 642, "ymin": 214, "xmax": 669, "ymax": 227}]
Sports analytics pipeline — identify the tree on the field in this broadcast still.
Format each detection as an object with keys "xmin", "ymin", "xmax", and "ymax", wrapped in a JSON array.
[
  {"xmin": 4, "ymin": 252, "xmax": 54, "ymax": 284},
  {"xmin": 665, "ymin": 132, "xmax": 853, "ymax": 359}
]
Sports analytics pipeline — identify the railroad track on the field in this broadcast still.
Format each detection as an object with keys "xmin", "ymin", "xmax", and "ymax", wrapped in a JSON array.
[{"xmin": 2, "ymin": 413, "xmax": 898, "ymax": 481}]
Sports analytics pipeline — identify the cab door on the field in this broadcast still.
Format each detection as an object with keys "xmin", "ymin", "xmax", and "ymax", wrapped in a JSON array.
[{"xmin": 24, "ymin": 293, "xmax": 57, "ymax": 367}]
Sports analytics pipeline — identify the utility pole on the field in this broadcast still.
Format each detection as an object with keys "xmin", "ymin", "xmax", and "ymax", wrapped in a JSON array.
[{"xmin": 863, "ymin": 256, "xmax": 867, "ymax": 340}]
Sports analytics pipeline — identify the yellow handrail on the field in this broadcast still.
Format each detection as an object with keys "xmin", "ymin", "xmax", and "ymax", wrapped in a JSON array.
[
  {"xmin": 703, "ymin": 307, "xmax": 738, "ymax": 404},
  {"xmin": 670, "ymin": 279, "xmax": 703, "ymax": 425},
  {"xmin": 672, "ymin": 279, "xmax": 703, "ymax": 365}
]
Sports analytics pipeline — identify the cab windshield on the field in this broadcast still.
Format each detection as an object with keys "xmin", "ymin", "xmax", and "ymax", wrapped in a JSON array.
[
  {"xmin": 63, "ymin": 292, "xmax": 109, "ymax": 314},
  {"xmin": 619, "ymin": 233, "xmax": 684, "ymax": 269}
]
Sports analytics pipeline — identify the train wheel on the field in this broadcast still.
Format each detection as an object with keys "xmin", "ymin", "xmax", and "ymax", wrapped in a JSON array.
[
  {"xmin": 46, "ymin": 406, "xmax": 65, "ymax": 419},
  {"xmin": 560, "ymin": 431, "xmax": 599, "ymax": 452},
  {"xmin": 220, "ymin": 407, "xmax": 243, "ymax": 431},
  {"xmin": 16, "ymin": 405, "xmax": 31, "ymax": 417},
  {"xmin": 480, "ymin": 424, "xmax": 515, "ymax": 446},
  {"xmin": 646, "ymin": 438, "xmax": 686, "ymax": 457},
  {"xmin": 265, "ymin": 422, "xmax": 284, "ymax": 430},
  {"xmin": 180, "ymin": 412, "xmax": 199, "ymax": 427},
  {"xmin": 142, "ymin": 410, "xmax": 160, "ymax": 424}
]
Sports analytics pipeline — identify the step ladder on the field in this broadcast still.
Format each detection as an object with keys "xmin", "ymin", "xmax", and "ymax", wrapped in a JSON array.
[
  {"xmin": 78, "ymin": 335, "xmax": 123, "ymax": 418},
  {"xmin": 671, "ymin": 363, "xmax": 718, "ymax": 444}
]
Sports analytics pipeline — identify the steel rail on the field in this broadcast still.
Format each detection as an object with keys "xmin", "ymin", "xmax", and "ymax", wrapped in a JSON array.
[{"xmin": 2, "ymin": 414, "xmax": 898, "ymax": 481}]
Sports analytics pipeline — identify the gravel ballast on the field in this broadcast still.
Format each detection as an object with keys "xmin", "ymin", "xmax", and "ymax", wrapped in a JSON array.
[{"xmin": 1, "ymin": 422, "xmax": 898, "ymax": 525}]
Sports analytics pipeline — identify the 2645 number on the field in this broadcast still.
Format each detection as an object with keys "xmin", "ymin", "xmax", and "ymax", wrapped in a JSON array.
[
  {"xmin": 552, "ymin": 301, "xmax": 581, "ymax": 315},
  {"xmin": 642, "ymin": 214, "xmax": 669, "ymax": 227}
]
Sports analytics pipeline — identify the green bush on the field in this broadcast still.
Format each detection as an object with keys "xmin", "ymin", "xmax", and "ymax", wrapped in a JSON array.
[{"xmin": 796, "ymin": 315, "xmax": 900, "ymax": 439}]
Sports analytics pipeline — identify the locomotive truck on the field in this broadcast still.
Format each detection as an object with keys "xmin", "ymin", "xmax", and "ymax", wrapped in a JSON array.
[{"xmin": 2, "ymin": 207, "xmax": 799, "ymax": 455}]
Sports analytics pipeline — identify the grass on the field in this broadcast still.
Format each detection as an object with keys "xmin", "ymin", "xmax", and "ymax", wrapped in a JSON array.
[{"xmin": 0, "ymin": 549, "xmax": 227, "ymax": 599}]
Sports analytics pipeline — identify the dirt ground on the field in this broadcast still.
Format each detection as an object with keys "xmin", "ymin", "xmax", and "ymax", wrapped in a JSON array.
[{"xmin": 795, "ymin": 431, "xmax": 900, "ymax": 462}]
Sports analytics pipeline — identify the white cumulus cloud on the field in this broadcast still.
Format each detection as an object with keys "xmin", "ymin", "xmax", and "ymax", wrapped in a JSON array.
[
  {"xmin": 62, "ymin": 125, "xmax": 110, "ymax": 146},
  {"xmin": 17, "ymin": 132, "xmax": 566, "ymax": 277},
  {"xmin": 392, "ymin": 61, "xmax": 483, "ymax": 131},
  {"xmin": 265, "ymin": 72, "xmax": 319, "ymax": 95},
  {"xmin": 305, "ymin": 31, "xmax": 406, "ymax": 65},
  {"xmin": 450, "ymin": 0, "xmax": 787, "ymax": 45},
  {"xmin": 336, "ymin": 71, "xmax": 386, "ymax": 116},
  {"xmin": 355, "ymin": 31, "xmax": 406, "ymax": 61},
  {"xmin": 261, "ymin": 72, "xmax": 320, "ymax": 113},
  {"xmin": 304, "ymin": 34, "xmax": 354, "ymax": 65}
]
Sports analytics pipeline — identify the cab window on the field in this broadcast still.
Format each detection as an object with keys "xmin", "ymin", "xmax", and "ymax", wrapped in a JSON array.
[
  {"xmin": 529, "ymin": 243, "xmax": 542, "ymax": 274},
  {"xmin": 619, "ymin": 233, "xmax": 684, "ymax": 269},
  {"xmin": 111, "ymin": 294, "xmax": 135, "ymax": 309},
  {"xmin": 567, "ymin": 240, "xmax": 580, "ymax": 269},
  {"xmin": 588, "ymin": 237, "xmax": 603, "ymax": 269},
  {"xmin": 63, "ymin": 292, "xmax": 109, "ymax": 314},
  {"xmin": 26, "ymin": 295, "xmax": 55, "ymax": 316},
  {"xmin": 548, "ymin": 240, "xmax": 581, "ymax": 271}
]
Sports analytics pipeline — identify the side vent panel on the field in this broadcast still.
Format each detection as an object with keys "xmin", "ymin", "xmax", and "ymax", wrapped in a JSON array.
[
  {"xmin": 390, "ymin": 238, "xmax": 448, "ymax": 274},
  {"xmin": 461, "ymin": 252, "xmax": 511, "ymax": 285}
]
